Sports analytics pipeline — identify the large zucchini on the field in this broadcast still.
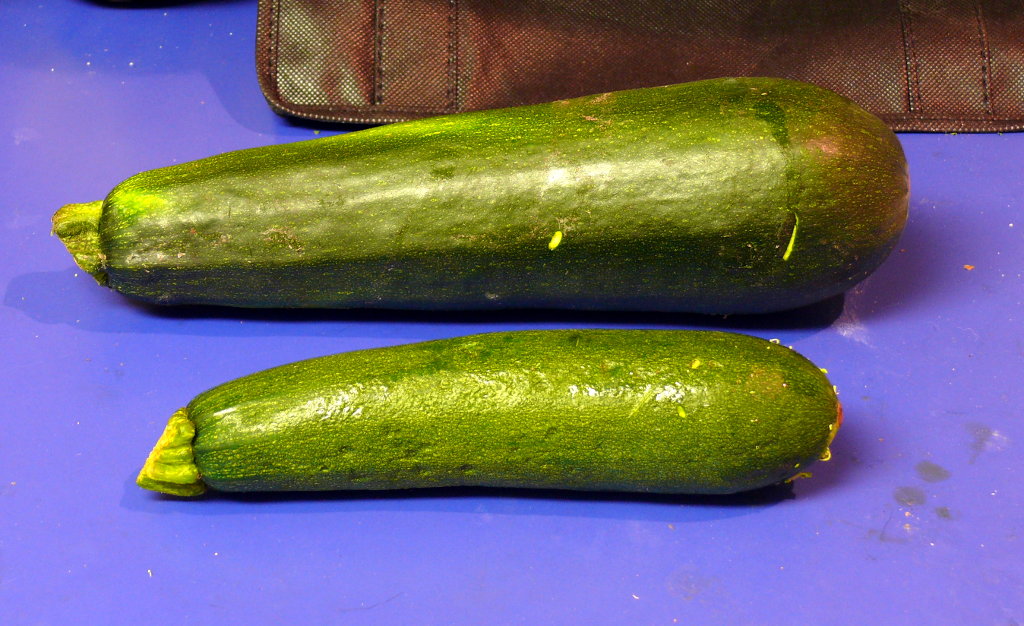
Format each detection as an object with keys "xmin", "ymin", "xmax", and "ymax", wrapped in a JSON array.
[
  {"xmin": 54, "ymin": 77, "xmax": 908, "ymax": 314},
  {"xmin": 136, "ymin": 329, "xmax": 841, "ymax": 497}
]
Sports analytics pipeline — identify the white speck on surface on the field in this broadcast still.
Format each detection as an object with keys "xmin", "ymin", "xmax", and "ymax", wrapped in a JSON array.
[
  {"xmin": 985, "ymin": 431, "xmax": 1010, "ymax": 453},
  {"xmin": 13, "ymin": 127, "xmax": 41, "ymax": 145},
  {"xmin": 655, "ymin": 384, "xmax": 686, "ymax": 402},
  {"xmin": 546, "ymin": 168, "xmax": 568, "ymax": 185},
  {"xmin": 832, "ymin": 299, "xmax": 872, "ymax": 346}
]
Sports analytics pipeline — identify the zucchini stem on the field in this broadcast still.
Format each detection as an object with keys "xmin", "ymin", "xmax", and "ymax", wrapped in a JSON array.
[
  {"xmin": 51, "ymin": 200, "xmax": 108, "ymax": 285},
  {"xmin": 137, "ymin": 408, "xmax": 207, "ymax": 496}
]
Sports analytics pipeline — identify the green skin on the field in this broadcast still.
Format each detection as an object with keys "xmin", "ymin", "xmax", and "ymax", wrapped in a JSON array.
[
  {"xmin": 137, "ymin": 330, "xmax": 841, "ymax": 497},
  {"xmin": 54, "ymin": 77, "xmax": 908, "ymax": 314}
]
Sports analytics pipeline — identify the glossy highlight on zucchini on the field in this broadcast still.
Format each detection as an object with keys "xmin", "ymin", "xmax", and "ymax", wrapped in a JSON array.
[
  {"xmin": 55, "ymin": 77, "xmax": 908, "ymax": 314},
  {"xmin": 137, "ymin": 329, "xmax": 842, "ymax": 497}
]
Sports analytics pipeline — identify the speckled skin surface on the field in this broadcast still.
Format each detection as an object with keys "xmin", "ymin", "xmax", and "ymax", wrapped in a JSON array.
[
  {"xmin": 54, "ymin": 77, "xmax": 908, "ymax": 314},
  {"xmin": 139, "ymin": 330, "xmax": 841, "ymax": 496}
]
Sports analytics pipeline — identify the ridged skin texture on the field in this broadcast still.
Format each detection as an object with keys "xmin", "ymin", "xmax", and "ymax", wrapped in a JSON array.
[
  {"xmin": 59, "ymin": 77, "xmax": 909, "ymax": 314},
  {"xmin": 186, "ymin": 330, "xmax": 840, "ymax": 494}
]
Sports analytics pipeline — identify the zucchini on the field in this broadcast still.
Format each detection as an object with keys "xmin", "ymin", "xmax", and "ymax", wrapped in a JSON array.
[
  {"xmin": 54, "ymin": 77, "xmax": 908, "ymax": 314},
  {"xmin": 136, "ymin": 329, "xmax": 842, "ymax": 497}
]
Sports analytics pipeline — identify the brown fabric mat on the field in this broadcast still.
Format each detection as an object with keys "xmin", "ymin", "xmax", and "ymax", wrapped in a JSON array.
[{"xmin": 257, "ymin": 0, "xmax": 1024, "ymax": 131}]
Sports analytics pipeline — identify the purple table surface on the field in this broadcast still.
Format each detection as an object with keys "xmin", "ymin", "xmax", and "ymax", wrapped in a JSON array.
[{"xmin": 2, "ymin": 2, "xmax": 1022, "ymax": 624}]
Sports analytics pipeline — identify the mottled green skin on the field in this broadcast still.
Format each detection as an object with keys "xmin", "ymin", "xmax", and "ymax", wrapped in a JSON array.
[
  {"xmin": 56, "ymin": 77, "xmax": 908, "ymax": 314},
  {"xmin": 184, "ymin": 330, "xmax": 840, "ymax": 495}
]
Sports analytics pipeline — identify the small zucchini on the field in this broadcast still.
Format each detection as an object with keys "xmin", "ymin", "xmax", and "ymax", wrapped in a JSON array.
[
  {"xmin": 137, "ymin": 329, "xmax": 842, "ymax": 497},
  {"xmin": 55, "ymin": 77, "xmax": 908, "ymax": 314}
]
